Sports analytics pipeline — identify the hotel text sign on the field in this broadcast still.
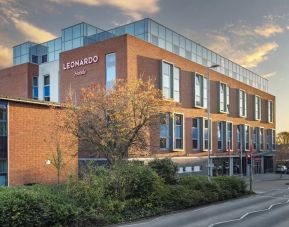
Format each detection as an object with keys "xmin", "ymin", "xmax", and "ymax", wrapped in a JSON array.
[{"xmin": 63, "ymin": 55, "xmax": 99, "ymax": 76}]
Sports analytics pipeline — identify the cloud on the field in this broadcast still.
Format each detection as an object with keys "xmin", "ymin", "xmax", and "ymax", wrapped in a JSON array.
[
  {"xmin": 49, "ymin": 0, "xmax": 160, "ymax": 19},
  {"xmin": 254, "ymin": 24, "xmax": 283, "ymax": 37},
  {"xmin": 263, "ymin": 72, "xmax": 277, "ymax": 78},
  {"xmin": 239, "ymin": 42, "xmax": 278, "ymax": 68},
  {"xmin": 11, "ymin": 18, "xmax": 56, "ymax": 43},
  {"xmin": 0, "ymin": 45, "xmax": 12, "ymax": 68},
  {"xmin": 186, "ymin": 18, "xmax": 282, "ymax": 70}
]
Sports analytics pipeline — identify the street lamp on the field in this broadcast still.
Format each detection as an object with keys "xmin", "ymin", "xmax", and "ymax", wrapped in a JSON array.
[{"xmin": 207, "ymin": 64, "xmax": 220, "ymax": 182}]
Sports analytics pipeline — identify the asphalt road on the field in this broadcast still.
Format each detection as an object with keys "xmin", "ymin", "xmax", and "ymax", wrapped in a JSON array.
[{"xmin": 118, "ymin": 174, "xmax": 289, "ymax": 227}]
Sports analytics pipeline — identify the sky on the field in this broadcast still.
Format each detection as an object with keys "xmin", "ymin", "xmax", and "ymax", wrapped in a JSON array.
[{"xmin": 0, "ymin": 0, "xmax": 288, "ymax": 132}]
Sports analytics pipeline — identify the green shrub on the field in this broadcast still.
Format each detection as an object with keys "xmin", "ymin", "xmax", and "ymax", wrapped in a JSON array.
[
  {"xmin": 107, "ymin": 161, "xmax": 165, "ymax": 200},
  {"xmin": 148, "ymin": 158, "xmax": 178, "ymax": 184},
  {"xmin": 0, "ymin": 186, "xmax": 76, "ymax": 227},
  {"xmin": 214, "ymin": 176, "xmax": 247, "ymax": 197}
]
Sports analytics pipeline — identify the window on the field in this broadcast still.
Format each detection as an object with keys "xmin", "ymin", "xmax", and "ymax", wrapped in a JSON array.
[
  {"xmin": 0, "ymin": 104, "xmax": 7, "ymax": 136},
  {"xmin": 0, "ymin": 160, "xmax": 7, "ymax": 186},
  {"xmin": 160, "ymin": 113, "xmax": 170, "ymax": 149},
  {"xmin": 32, "ymin": 55, "xmax": 38, "ymax": 64},
  {"xmin": 203, "ymin": 118, "xmax": 209, "ymax": 150},
  {"xmin": 237, "ymin": 125, "xmax": 243, "ymax": 150},
  {"xmin": 43, "ymin": 75, "xmax": 50, "ymax": 101},
  {"xmin": 254, "ymin": 96, "xmax": 261, "ymax": 120},
  {"xmin": 194, "ymin": 73, "xmax": 207, "ymax": 108},
  {"xmin": 217, "ymin": 121, "xmax": 232, "ymax": 151},
  {"xmin": 106, "ymin": 53, "xmax": 116, "ymax": 90},
  {"xmin": 226, "ymin": 122, "xmax": 233, "ymax": 150},
  {"xmin": 239, "ymin": 90, "xmax": 247, "ymax": 117},
  {"xmin": 32, "ymin": 76, "xmax": 38, "ymax": 100},
  {"xmin": 260, "ymin": 128, "xmax": 264, "ymax": 150},
  {"xmin": 217, "ymin": 122, "xmax": 224, "ymax": 150},
  {"xmin": 161, "ymin": 61, "xmax": 180, "ymax": 102},
  {"xmin": 174, "ymin": 114, "xmax": 183, "ymax": 150},
  {"xmin": 42, "ymin": 55, "xmax": 47, "ymax": 63},
  {"xmin": 268, "ymin": 100, "xmax": 273, "ymax": 123},
  {"xmin": 272, "ymin": 129, "xmax": 276, "ymax": 150},
  {"xmin": 192, "ymin": 118, "xmax": 200, "ymax": 150},
  {"xmin": 253, "ymin": 127, "xmax": 258, "ymax": 151},
  {"xmin": 245, "ymin": 125, "xmax": 250, "ymax": 151},
  {"xmin": 219, "ymin": 82, "xmax": 229, "ymax": 113},
  {"xmin": 173, "ymin": 67, "xmax": 180, "ymax": 102}
]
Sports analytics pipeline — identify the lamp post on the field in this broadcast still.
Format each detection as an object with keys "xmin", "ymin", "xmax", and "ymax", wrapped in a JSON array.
[{"xmin": 207, "ymin": 64, "xmax": 220, "ymax": 182}]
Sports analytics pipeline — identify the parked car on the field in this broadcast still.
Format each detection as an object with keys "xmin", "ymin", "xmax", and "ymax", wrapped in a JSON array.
[{"xmin": 276, "ymin": 165, "xmax": 287, "ymax": 173}]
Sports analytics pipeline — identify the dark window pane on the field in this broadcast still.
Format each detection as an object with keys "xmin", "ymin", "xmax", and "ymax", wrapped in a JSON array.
[{"xmin": 42, "ymin": 55, "xmax": 47, "ymax": 63}]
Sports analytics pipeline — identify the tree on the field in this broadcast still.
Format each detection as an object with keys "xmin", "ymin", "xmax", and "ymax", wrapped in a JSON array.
[
  {"xmin": 60, "ymin": 79, "xmax": 174, "ymax": 166},
  {"xmin": 277, "ymin": 131, "xmax": 289, "ymax": 145},
  {"xmin": 44, "ymin": 107, "xmax": 78, "ymax": 184}
]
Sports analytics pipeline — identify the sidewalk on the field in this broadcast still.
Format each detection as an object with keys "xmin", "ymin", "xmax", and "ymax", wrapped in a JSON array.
[{"xmin": 242, "ymin": 173, "xmax": 289, "ymax": 182}]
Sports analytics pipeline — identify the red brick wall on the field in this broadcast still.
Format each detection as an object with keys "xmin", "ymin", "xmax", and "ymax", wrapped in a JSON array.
[
  {"xmin": 126, "ymin": 35, "xmax": 276, "ymax": 157},
  {"xmin": 59, "ymin": 36, "xmax": 128, "ymax": 102},
  {"xmin": 8, "ymin": 101, "xmax": 78, "ymax": 186},
  {"xmin": 0, "ymin": 63, "xmax": 38, "ymax": 99}
]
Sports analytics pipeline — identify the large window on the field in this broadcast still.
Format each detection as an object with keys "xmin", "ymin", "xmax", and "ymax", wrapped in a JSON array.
[
  {"xmin": 44, "ymin": 75, "xmax": 50, "ymax": 101},
  {"xmin": 260, "ymin": 128, "xmax": 264, "ymax": 150},
  {"xmin": 254, "ymin": 95, "xmax": 261, "ymax": 120},
  {"xmin": 174, "ymin": 113, "xmax": 183, "ymax": 150},
  {"xmin": 245, "ymin": 125, "xmax": 250, "ymax": 151},
  {"xmin": 237, "ymin": 125, "xmax": 243, "ymax": 150},
  {"xmin": 160, "ymin": 113, "xmax": 170, "ymax": 150},
  {"xmin": 32, "ymin": 76, "xmax": 38, "ymax": 100},
  {"xmin": 194, "ymin": 73, "xmax": 207, "ymax": 108},
  {"xmin": 253, "ymin": 127, "xmax": 258, "ymax": 151},
  {"xmin": 161, "ymin": 61, "xmax": 180, "ymax": 102},
  {"xmin": 268, "ymin": 100, "xmax": 273, "ymax": 123},
  {"xmin": 217, "ymin": 121, "xmax": 232, "ymax": 151},
  {"xmin": 106, "ymin": 53, "xmax": 116, "ymax": 90},
  {"xmin": 203, "ymin": 118, "xmax": 210, "ymax": 150},
  {"xmin": 0, "ymin": 103, "xmax": 7, "ymax": 186},
  {"xmin": 192, "ymin": 118, "xmax": 200, "ymax": 150},
  {"xmin": 272, "ymin": 129, "xmax": 276, "ymax": 150},
  {"xmin": 226, "ymin": 122, "xmax": 233, "ymax": 150},
  {"xmin": 0, "ymin": 105, "xmax": 7, "ymax": 137},
  {"xmin": 219, "ymin": 82, "xmax": 229, "ymax": 113},
  {"xmin": 239, "ymin": 90, "xmax": 247, "ymax": 117}
]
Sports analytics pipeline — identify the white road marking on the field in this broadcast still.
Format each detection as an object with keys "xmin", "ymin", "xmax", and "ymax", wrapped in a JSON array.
[{"xmin": 208, "ymin": 199, "xmax": 289, "ymax": 227}]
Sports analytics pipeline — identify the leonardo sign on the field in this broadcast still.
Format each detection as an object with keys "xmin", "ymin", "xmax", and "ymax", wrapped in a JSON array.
[{"xmin": 63, "ymin": 55, "xmax": 99, "ymax": 70}]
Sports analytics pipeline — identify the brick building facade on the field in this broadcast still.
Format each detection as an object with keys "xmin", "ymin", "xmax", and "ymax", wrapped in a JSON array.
[
  {"xmin": 0, "ymin": 97, "xmax": 77, "ymax": 186},
  {"xmin": 0, "ymin": 18, "xmax": 276, "ymax": 178}
]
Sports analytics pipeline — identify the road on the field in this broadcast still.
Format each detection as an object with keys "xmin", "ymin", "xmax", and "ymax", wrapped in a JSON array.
[{"xmin": 118, "ymin": 174, "xmax": 289, "ymax": 227}]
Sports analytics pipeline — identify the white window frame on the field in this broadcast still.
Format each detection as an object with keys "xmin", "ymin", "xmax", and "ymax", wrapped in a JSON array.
[
  {"xmin": 160, "ymin": 113, "xmax": 170, "ymax": 150},
  {"xmin": 259, "ymin": 127, "xmax": 264, "ymax": 151},
  {"xmin": 254, "ymin": 95, "xmax": 261, "ymax": 120},
  {"xmin": 192, "ymin": 118, "xmax": 200, "ymax": 151},
  {"xmin": 268, "ymin": 100, "xmax": 273, "ymax": 123},
  {"xmin": 226, "ymin": 121, "xmax": 233, "ymax": 151},
  {"xmin": 244, "ymin": 124, "xmax": 250, "ymax": 151},
  {"xmin": 193, "ymin": 73, "xmax": 207, "ymax": 109},
  {"xmin": 217, "ymin": 121, "xmax": 224, "ymax": 151},
  {"xmin": 161, "ymin": 60, "xmax": 180, "ymax": 102},
  {"xmin": 219, "ymin": 82, "xmax": 230, "ymax": 114},
  {"xmin": 173, "ymin": 113, "xmax": 184, "ymax": 151},
  {"xmin": 202, "ymin": 117, "xmax": 212, "ymax": 151},
  {"xmin": 239, "ymin": 89, "xmax": 247, "ymax": 118}
]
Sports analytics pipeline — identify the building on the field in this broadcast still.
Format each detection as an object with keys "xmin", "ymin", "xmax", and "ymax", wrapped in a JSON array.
[
  {"xmin": 0, "ymin": 97, "xmax": 78, "ymax": 186},
  {"xmin": 0, "ymin": 18, "xmax": 276, "ymax": 176}
]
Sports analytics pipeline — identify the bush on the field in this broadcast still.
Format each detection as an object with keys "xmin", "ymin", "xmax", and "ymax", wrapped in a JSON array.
[
  {"xmin": 148, "ymin": 158, "xmax": 178, "ymax": 184},
  {"xmin": 0, "ymin": 163, "xmax": 249, "ymax": 227},
  {"xmin": 107, "ymin": 161, "xmax": 165, "ymax": 200},
  {"xmin": 0, "ymin": 186, "xmax": 76, "ymax": 227}
]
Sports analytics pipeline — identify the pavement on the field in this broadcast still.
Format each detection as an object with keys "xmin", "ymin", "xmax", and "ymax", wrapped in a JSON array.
[{"xmin": 118, "ymin": 173, "xmax": 289, "ymax": 227}]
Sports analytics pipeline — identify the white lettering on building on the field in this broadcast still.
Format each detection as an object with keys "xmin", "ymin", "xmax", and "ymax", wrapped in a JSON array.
[{"xmin": 63, "ymin": 55, "xmax": 99, "ymax": 70}]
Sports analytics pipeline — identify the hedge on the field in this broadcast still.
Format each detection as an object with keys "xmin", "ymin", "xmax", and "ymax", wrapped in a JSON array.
[{"xmin": 0, "ymin": 162, "xmax": 248, "ymax": 226}]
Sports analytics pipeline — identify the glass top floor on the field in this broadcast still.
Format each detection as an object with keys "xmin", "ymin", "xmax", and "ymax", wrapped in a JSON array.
[{"xmin": 12, "ymin": 18, "xmax": 268, "ymax": 92}]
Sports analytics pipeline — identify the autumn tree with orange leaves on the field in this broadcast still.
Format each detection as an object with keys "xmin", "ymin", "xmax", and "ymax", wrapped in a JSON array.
[{"xmin": 60, "ymin": 79, "xmax": 174, "ymax": 165}]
